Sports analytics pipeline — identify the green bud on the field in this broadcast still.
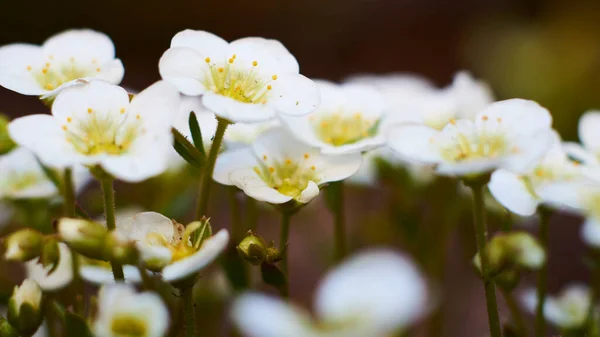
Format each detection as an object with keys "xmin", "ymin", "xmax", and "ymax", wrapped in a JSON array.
[
  {"xmin": 0, "ymin": 316, "xmax": 18, "ymax": 337},
  {"xmin": 7, "ymin": 279, "xmax": 43, "ymax": 336},
  {"xmin": 189, "ymin": 217, "xmax": 212, "ymax": 249},
  {"xmin": 0, "ymin": 115, "xmax": 16, "ymax": 155},
  {"xmin": 39, "ymin": 238, "xmax": 61, "ymax": 274},
  {"xmin": 237, "ymin": 232, "xmax": 267, "ymax": 265},
  {"xmin": 105, "ymin": 231, "xmax": 138, "ymax": 265},
  {"xmin": 494, "ymin": 269, "xmax": 521, "ymax": 291},
  {"xmin": 4, "ymin": 229, "xmax": 44, "ymax": 262},
  {"xmin": 58, "ymin": 218, "xmax": 109, "ymax": 260},
  {"xmin": 473, "ymin": 231, "xmax": 545, "ymax": 277}
]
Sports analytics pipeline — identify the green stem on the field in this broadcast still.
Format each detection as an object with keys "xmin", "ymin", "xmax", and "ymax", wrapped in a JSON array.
[
  {"xmin": 245, "ymin": 197, "xmax": 258, "ymax": 232},
  {"xmin": 279, "ymin": 211, "xmax": 291, "ymax": 297},
  {"xmin": 229, "ymin": 188, "xmax": 243, "ymax": 242},
  {"xmin": 467, "ymin": 178, "xmax": 502, "ymax": 337},
  {"xmin": 329, "ymin": 181, "xmax": 347, "ymax": 262},
  {"xmin": 195, "ymin": 118, "xmax": 229, "ymax": 220},
  {"xmin": 182, "ymin": 286, "xmax": 197, "ymax": 337},
  {"xmin": 62, "ymin": 168, "xmax": 75, "ymax": 217},
  {"xmin": 503, "ymin": 289, "xmax": 528, "ymax": 337},
  {"xmin": 586, "ymin": 256, "xmax": 600, "ymax": 337},
  {"xmin": 535, "ymin": 208, "xmax": 552, "ymax": 337},
  {"xmin": 100, "ymin": 178, "xmax": 125, "ymax": 281}
]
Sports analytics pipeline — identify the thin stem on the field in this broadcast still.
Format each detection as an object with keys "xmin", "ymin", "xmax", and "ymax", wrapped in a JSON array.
[
  {"xmin": 228, "ymin": 188, "xmax": 243, "ymax": 242},
  {"xmin": 329, "ymin": 181, "xmax": 347, "ymax": 262},
  {"xmin": 62, "ymin": 168, "xmax": 75, "ymax": 217},
  {"xmin": 182, "ymin": 286, "xmax": 197, "ymax": 337},
  {"xmin": 245, "ymin": 197, "xmax": 258, "ymax": 232},
  {"xmin": 279, "ymin": 211, "xmax": 291, "ymax": 297},
  {"xmin": 585, "ymin": 256, "xmax": 600, "ymax": 337},
  {"xmin": 503, "ymin": 289, "xmax": 528, "ymax": 337},
  {"xmin": 535, "ymin": 208, "xmax": 552, "ymax": 337},
  {"xmin": 100, "ymin": 178, "xmax": 125, "ymax": 281},
  {"xmin": 195, "ymin": 118, "xmax": 229, "ymax": 220},
  {"xmin": 467, "ymin": 179, "xmax": 502, "ymax": 337}
]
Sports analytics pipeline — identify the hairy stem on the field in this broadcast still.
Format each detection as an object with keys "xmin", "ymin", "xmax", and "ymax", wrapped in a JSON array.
[{"xmin": 100, "ymin": 178, "xmax": 125, "ymax": 281}]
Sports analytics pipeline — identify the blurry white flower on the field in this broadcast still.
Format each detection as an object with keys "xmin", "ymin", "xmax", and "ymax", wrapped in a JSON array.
[
  {"xmin": 80, "ymin": 212, "xmax": 229, "ymax": 284},
  {"xmin": 214, "ymin": 128, "xmax": 362, "ymax": 204},
  {"xmin": 4, "ymin": 228, "xmax": 43, "ymax": 261},
  {"xmin": 8, "ymin": 279, "xmax": 43, "ymax": 336},
  {"xmin": 26, "ymin": 243, "xmax": 73, "ymax": 292},
  {"xmin": 488, "ymin": 132, "xmax": 581, "ymax": 216},
  {"xmin": 94, "ymin": 283, "xmax": 169, "ymax": 337},
  {"xmin": 563, "ymin": 110, "xmax": 600, "ymax": 182},
  {"xmin": 9, "ymin": 80, "xmax": 180, "ymax": 182},
  {"xmin": 224, "ymin": 120, "xmax": 279, "ymax": 149},
  {"xmin": 388, "ymin": 99, "xmax": 554, "ymax": 177},
  {"xmin": 279, "ymin": 80, "xmax": 387, "ymax": 155},
  {"xmin": 159, "ymin": 30, "xmax": 319, "ymax": 123},
  {"xmin": 0, "ymin": 29, "xmax": 123, "ymax": 99},
  {"xmin": 473, "ymin": 231, "xmax": 545, "ymax": 275},
  {"xmin": 232, "ymin": 249, "xmax": 428, "ymax": 337},
  {"xmin": 522, "ymin": 284, "xmax": 595, "ymax": 330},
  {"xmin": 448, "ymin": 71, "xmax": 495, "ymax": 121}
]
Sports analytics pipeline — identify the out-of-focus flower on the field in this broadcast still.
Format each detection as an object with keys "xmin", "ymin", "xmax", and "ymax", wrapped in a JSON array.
[
  {"xmin": 388, "ymin": 99, "xmax": 555, "ymax": 177},
  {"xmin": 7, "ymin": 279, "xmax": 43, "ymax": 336},
  {"xmin": 231, "ymin": 249, "xmax": 428, "ymax": 337},
  {"xmin": 224, "ymin": 120, "xmax": 279, "ymax": 149},
  {"xmin": 0, "ymin": 29, "xmax": 124, "ymax": 99},
  {"xmin": 93, "ymin": 283, "xmax": 169, "ymax": 337},
  {"xmin": 563, "ymin": 110, "xmax": 600, "ymax": 182},
  {"xmin": 488, "ymin": 131, "xmax": 581, "ymax": 216},
  {"xmin": 522, "ymin": 284, "xmax": 595, "ymax": 330},
  {"xmin": 26, "ymin": 242, "xmax": 73, "ymax": 291},
  {"xmin": 80, "ymin": 212, "xmax": 229, "ymax": 284},
  {"xmin": 0, "ymin": 114, "xmax": 16, "ymax": 155},
  {"xmin": 473, "ymin": 231, "xmax": 545, "ymax": 276},
  {"xmin": 279, "ymin": 80, "xmax": 387, "ymax": 155},
  {"xmin": 214, "ymin": 128, "xmax": 362, "ymax": 204},
  {"xmin": 159, "ymin": 30, "xmax": 319, "ymax": 123},
  {"xmin": 57, "ymin": 218, "xmax": 109, "ymax": 260},
  {"xmin": 4, "ymin": 228, "xmax": 44, "ymax": 261},
  {"xmin": 9, "ymin": 81, "xmax": 180, "ymax": 182}
]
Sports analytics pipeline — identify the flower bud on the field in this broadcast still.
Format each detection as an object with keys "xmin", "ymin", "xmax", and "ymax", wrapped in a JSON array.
[
  {"xmin": 0, "ymin": 316, "xmax": 18, "ymax": 337},
  {"xmin": 473, "ymin": 231, "xmax": 545, "ymax": 277},
  {"xmin": 7, "ymin": 279, "xmax": 43, "ymax": 336},
  {"xmin": 58, "ymin": 218, "xmax": 109, "ymax": 260},
  {"xmin": 0, "ymin": 114, "xmax": 16, "ymax": 155},
  {"xmin": 237, "ymin": 233, "xmax": 267, "ymax": 265},
  {"xmin": 104, "ymin": 231, "xmax": 138, "ymax": 265},
  {"xmin": 4, "ymin": 229, "xmax": 44, "ymax": 261},
  {"xmin": 39, "ymin": 238, "xmax": 61, "ymax": 273}
]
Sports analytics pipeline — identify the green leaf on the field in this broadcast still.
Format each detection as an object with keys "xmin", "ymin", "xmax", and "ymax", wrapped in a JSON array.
[
  {"xmin": 65, "ymin": 311, "xmax": 93, "ymax": 337},
  {"xmin": 172, "ymin": 128, "xmax": 204, "ymax": 168},
  {"xmin": 260, "ymin": 263, "xmax": 287, "ymax": 289},
  {"xmin": 188, "ymin": 112, "xmax": 206, "ymax": 158},
  {"xmin": 36, "ymin": 158, "xmax": 63, "ymax": 191}
]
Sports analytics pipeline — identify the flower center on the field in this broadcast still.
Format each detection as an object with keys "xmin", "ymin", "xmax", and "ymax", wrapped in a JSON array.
[
  {"xmin": 254, "ymin": 155, "xmax": 318, "ymax": 197},
  {"xmin": 439, "ymin": 129, "xmax": 509, "ymax": 163},
  {"xmin": 144, "ymin": 222, "xmax": 205, "ymax": 263},
  {"xmin": 311, "ymin": 112, "xmax": 379, "ymax": 146},
  {"xmin": 111, "ymin": 315, "xmax": 148, "ymax": 337},
  {"xmin": 28, "ymin": 58, "xmax": 99, "ymax": 91},
  {"xmin": 202, "ymin": 56, "xmax": 276, "ymax": 104},
  {"xmin": 2, "ymin": 172, "xmax": 44, "ymax": 194}
]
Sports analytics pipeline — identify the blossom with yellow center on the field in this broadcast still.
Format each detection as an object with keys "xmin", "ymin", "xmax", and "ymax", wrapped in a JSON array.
[
  {"xmin": 562, "ymin": 110, "xmax": 600, "ymax": 183},
  {"xmin": 159, "ymin": 30, "xmax": 319, "ymax": 123},
  {"xmin": 388, "ymin": 99, "xmax": 555, "ymax": 177},
  {"xmin": 0, "ymin": 29, "xmax": 124, "ymax": 99},
  {"xmin": 8, "ymin": 80, "xmax": 180, "ymax": 182},
  {"xmin": 213, "ymin": 128, "xmax": 362, "ymax": 204}
]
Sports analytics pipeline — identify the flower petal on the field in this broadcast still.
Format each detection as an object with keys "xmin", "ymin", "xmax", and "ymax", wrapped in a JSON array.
[
  {"xmin": 0, "ymin": 44, "xmax": 45, "ymax": 95},
  {"xmin": 229, "ymin": 37, "xmax": 299, "ymax": 74},
  {"xmin": 26, "ymin": 243, "xmax": 73, "ymax": 291},
  {"xmin": 229, "ymin": 167, "xmax": 293, "ymax": 204},
  {"xmin": 0, "ymin": 147, "xmax": 58, "ymax": 199},
  {"xmin": 96, "ymin": 59, "xmax": 125, "ymax": 85},
  {"xmin": 578, "ymin": 110, "xmax": 600, "ymax": 153},
  {"xmin": 475, "ymin": 99, "xmax": 552, "ymax": 136},
  {"xmin": 170, "ymin": 30, "xmax": 229, "ymax": 59},
  {"xmin": 502, "ymin": 130, "xmax": 555, "ymax": 174},
  {"xmin": 268, "ymin": 74, "xmax": 320, "ymax": 116},
  {"xmin": 581, "ymin": 217, "xmax": 600, "ymax": 247},
  {"xmin": 489, "ymin": 169, "xmax": 538, "ymax": 216},
  {"xmin": 213, "ymin": 147, "xmax": 257, "ymax": 186},
  {"xmin": 296, "ymin": 181, "xmax": 320, "ymax": 203},
  {"xmin": 79, "ymin": 264, "xmax": 142, "ymax": 285},
  {"xmin": 115, "ymin": 211, "xmax": 174, "ymax": 242},
  {"xmin": 314, "ymin": 153, "xmax": 363, "ymax": 184},
  {"xmin": 159, "ymin": 47, "xmax": 207, "ymax": 96},
  {"xmin": 203, "ymin": 92, "xmax": 276, "ymax": 123},
  {"xmin": 129, "ymin": 80, "xmax": 181, "ymax": 131},
  {"xmin": 387, "ymin": 124, "xmax": 441, "ymax": 163},
  {"xmin": 43, "ymin": 29, "xmax": 116, "ymax": 63}
]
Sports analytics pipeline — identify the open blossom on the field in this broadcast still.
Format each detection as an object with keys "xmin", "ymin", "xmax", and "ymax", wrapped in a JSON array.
[
  {"xmin": 488, "ymin": 131, "xmax": 581, "ymax": 216},
  {"xmin": 522, "ymin": 284, "xmax": 596, "ymax": 330},
  {"xmin": 214, "ymin": 128, "xmax": 362, "ymax": 204},
  {"xmin": 94, "ymin": 283, "xmax": 169, "ymax": 337},
  {"xmin": 80, "ymin": 212, "xmax": 229, "ymax": 284},
  {"xmin": 8, "ymin": 80, "xmax": 180, "ymax": 182},
  {"xmin": 232, "ymin": 249, "xmax": 428, "ymax": 337},
  {"xmin": 562, "ymin": 110, "xmax": 600, "ymax": 181},
  {"xmin": 0, "ymin": 29, "xmax": 123, "ymax": 99},
  {"xmin": 387, "ymin": 99, "xmax": 555, "ymax": 177},
  {"xmin": 159, "ymin": 30, "xmax": 319, "ymax": 123},
  {"xmin": 279, "ymin": 80, "xmax": 388, "ymax": 155},
  {"xmin": 26, "ymin": 243, "xmax": 73, "ymax": 291}
]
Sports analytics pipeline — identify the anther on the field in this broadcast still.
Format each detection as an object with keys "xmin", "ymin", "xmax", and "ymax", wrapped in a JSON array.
[
  {"xmin": 205, "ymin": 57, "xmax": 211, "ymax": 63},
  {"xmin": 229, "ymin": 58, "xmax": 234, "ymax": 64},
  {"xmin": 272, "ymin": 75, "xmax": 278, "ymax": 80},
  {"xmin": 26, "ymin": 65, "xmax": 32, "ymax": 71},
  {"xmin": 252, "ymin": 61, "xmax": 258, "ymax": 67},
  {"xmin": 449, "ymin": 119, "xmax": 456, "ymax": 125},
  {"xmin": 267, "ymin": 85, "xmax": 272, "ymax": 90},
  {"xmin": 285, "ymin": 159, "xmax": 292, "ymax": 165},
  {"xmin": 482, "ymin": 115, "xmax": 488, "ymax": 121},
  {"xmin": 218, "ymin": 68, "xmax": 224, "ymax": 73},
  {"xmin": 303, "ymin": 153, "xmax": 310, "ymax": 159},
  {"xmin": 269, "ymin": 167, "xmax": 275, "ymax": 173},
  {"xmin": 67, "ymin": 117, "xmax": 72, "ymax": 123},
  {"xmin": 120, "ymin": 108, "xmax": 126, "ymax": 114},
  {"xmin": 263, "ymin": 155, "xmax": 268, "ymax": 160},
  {"xmin": 87, "ymin": 108, "xmax": 93, "ymax": 114},
  {"xmin": 42, "ymin": 69, "xmax": 48, "ymax": 74}
]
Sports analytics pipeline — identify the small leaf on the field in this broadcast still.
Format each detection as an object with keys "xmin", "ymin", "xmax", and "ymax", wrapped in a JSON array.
[
  {"xmin": 172, "ymin": 128, "xmax": 204, "ymax": 168},
  {"xmin": 65, "ymin": 311, "xmax": 93, "ymax": 337},
  {"xmin": 188, "ymin": 112, "xmax": 206, "ymax": 158},
  {"xmin": 261, "ymin": 263, "xmax": 287, "ymax": 289}
]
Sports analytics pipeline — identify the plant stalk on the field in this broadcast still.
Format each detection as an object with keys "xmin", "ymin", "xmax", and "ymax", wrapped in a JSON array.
[
  {"xmin": 535, "ymin": 207, "xmax": 552, "ymax": 337},
  {"xmin": 100, "ymin": 178, "xmax": 125, "ymax": 281}
]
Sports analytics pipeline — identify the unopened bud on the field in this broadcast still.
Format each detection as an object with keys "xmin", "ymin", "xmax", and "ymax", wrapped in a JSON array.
[
  {"xmin": 105, "ymin": 231, "xmax": 138, "ymax": 265},
  {"xmin": 58, "ymin": 218, "xmax": 109, "ymax": 260},
  {"xmin": 4, "ymin": 229, "xmax": 44, "ymax": 261},
  {"xmin": 7, "ymin": 279, "xmax": 43, "ymax": 336},
  {"xmin": 0, "ymin": 316, "xmax": 18, "ymax": 337},
  {"xmin": 0, "ymin": 114, "xmax": 16, "ymax": 155},
  {"xmin": 473, "ymin": 231, "xmax": 545, "ymax": 277},
  {"xmin": 39, "ymin": 238, "xmax": 60, "ymax": 273},
  {"xmin": 237, "ymin": 233, "xmax": 267, "ymax": 265}
]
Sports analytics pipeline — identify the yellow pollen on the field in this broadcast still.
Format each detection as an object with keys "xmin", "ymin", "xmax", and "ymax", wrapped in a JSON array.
[
  {"xmin": 120, "ymin": 108, "xmax": 126, "ymax": 114},
  {"xmin": 252, "ymin": 60, "xmax": 258, "ymax": 66},
  {"xmin": 96, "ymin": 68, "xmax": 101, "ymax": 72},
  {"xmin": 205, "ymin": 57, "xmax": 211, "ymax": 63},
  {"xmin": 449, "ymin": 119, "xmax": 456, "ymax": 125},
  {"xmin": 26, "ymin": 65, "xmax": 32, "ymax": 71},
  {"xmin": 262, "ymin": 100, "xmax": 267, "ymax": 105},
  {"xmin": 267, "ymin": 85, "xmax": 272, "ymax": 90},
  {"xmin": 218, "ymin": 68, "xmax": 224, "ymax": 73},
  {"xmin": 263, "ymin": 155, "xmax": 268, "ymax": 160},
  {"xmin": 310, "ymin": 166, "xmax": 316, "ymax": 170},
  {"xmin": 269, "ymin": 167, "xmax": 275, "ymax": 173},
  {"xmin": 136, "ymin": 114, "xmax": 141, "ymax": 120},
  {"xmin": 45, "ymin": 62, "xmax": 51, "ymax": 68},
  {"xmin": 304, "ymin": 153, "xmax": 310, "ymax": 159},
  {"xmin": 482, "ymin": 115, "xmax": 488, "ymax": 121},
  {"xmin": 229, "ymin": 58, "xmax": 234, "ymax": 64},
  {"xmin": 232, "ymin": 54, "xmax": 237, "ymax": 59},
  {"xmin": 272, "ymin": 75, "xmax": 278, "ymax": 80},
  {"xmin": 67, "ymin": 117, "xmax": 72, "ymax": 123},
  {"xmin": 354, "ymin": 113, "xmax": 362, "ymax": 119},
  {"xmin": 62, "ymin": 125, "xmax": 67, "ymax": 131},
  {"xmin": 45, "ymin": 84, "xmax": 53, "ymax": 90},
  {"xmin": 285, "ymin": 159, "xmax": 292, "ymax": 165},
  {"xmin": 87, "ymin": 108, "xmax": 93, "ymax": 114},
  {"xmin": 42, "ymin": 69, "xmax": 48, "ymax": 74},
  {"xmin": 497, "ymin": 118, "xmax": 502, "ymax": 122}
]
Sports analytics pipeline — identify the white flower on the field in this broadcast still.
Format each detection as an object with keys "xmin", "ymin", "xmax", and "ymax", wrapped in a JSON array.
[
  {"xmin": 94, "ymin": 283, "xmax": 169, "ymax": 337},
  {"xmin": 448, "ymin": 71, "xmax": 495, "ymax": 121},
  {"xmin": 231, "ymin": 249, "xmax": 428, "ymax": 337},
  {"xmin": 0, "ymin": 29, "xmax": 124, "ymax": 98},
  {"xmin": 8, "ymin": 279, "xmax": 43, "ymax": 335},
  {"xmin": 387, "ymin": 99, "xmax": 555, "ymax": 177},
  {"xmin": 488, "ymin": 131, "xmax": 581, "ymax": 216},
  {"xmin": 224, "ymin": 120, "xmax": 279, "ymax": 149},
  {"xmin": 159, "ymin": 30, "xmax": 319, "ymax": 123},
  {"xmin": 8, "ymin": 80, "xmax": 180, "ymax": 182},
  {"xmin": 563, "ymin": 110, "xmax": 600, "ymax": 182},
  {"xmin": 10, "ymin": 279, "xmax": 42, "ymax": 314},
  {"xmin": 25, "ymin": 243, "xmax": 73, "ymax": 291},
  {"xmin": 522, "ymin": 284, "xmax": 595, "ymax": 329},
  {"xmin": 214, "ymin": 128, "xmax": 362, "ymax": 204},
  {"xmin": 80, "ymin": 212, "xmax": 229, "ymax": 284},
  {"xmin": 279, "ymin": 80, "xmax": 388, "ymax": 155}
]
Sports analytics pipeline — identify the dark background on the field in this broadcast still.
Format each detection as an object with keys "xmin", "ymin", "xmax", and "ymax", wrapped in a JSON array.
[{"xmin": 1, "ymin": 0, "xmax": 599, "ymax": 336}]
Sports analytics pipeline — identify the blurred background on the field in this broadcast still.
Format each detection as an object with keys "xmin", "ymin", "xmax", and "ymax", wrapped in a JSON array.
[{"xmin": 1, "ymin": 0, "xmax": 600, "ymax": 335}]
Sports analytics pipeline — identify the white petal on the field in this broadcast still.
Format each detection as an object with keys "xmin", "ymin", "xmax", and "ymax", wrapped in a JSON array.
[
  {"xmin": 562, "ymin": 142, "xmax": 599, "ymax": 166},
  {"xmin": 535, "ymin": 181, "xmax": 589, "ymax": 211},
  {"xmin": 450, "ymin": 71, "xmax": 494, "ymax": 120},
  {"xmin": 26, "ymin": 243, "xmax": 73, "ymax": 291},
  {"xmin": 315, "ymin": 249, "xmax": 428, "ymax": 334},
  {"xmin": 315, "ymin": 153, "xmax": 363, "ymax": 184},
  {"xmin": 115, "ymin": 211, "xmax": 174, "ymax": 242},
  {"xmin": 387, "ymin": 124, "xmax": 441, "ymax": 163},
  {"xmin": 268, "ymin": 74, "xmax": 320, "ymax": 116},
  {"xmin": 96, "ymin": 59, "xmax": 125, "ymax": 85},
  {"xmin": 488, "ymin": 169, "xmax": 538, "ymax": 216},
  {"xmin": 0, "ymin": 44, "xmax": 45, "ymax": 95},
  {"xmin": 224, "ymin": 120, "xmax": 279, "ymax": 149},
  {"xmin": 475, "ymin": 99, "xmax": 552, "ymax": 135},
  {"xmin": 579, "ymin": 110, "xmax": 600, "ymax": 153},
  {"xmin": 229, "ymin": 168, "xmax": 293, "ymax": 204},
  {"xmin": 162, "ymin": 229, "xmax": 229, "ymax": 282},
  {"xmin": 129, "ymin": 81, "xmax": 181, "ymax": 130},
  {"xmin": 170, "ymin": 30, "xmax": 229, "ymax": 58},
  {"xmin": 202, "ymin": 92, "xmax": 276, "ymax": 123},
  {"xmin": 296, "ymin": 181, "xmax": 320, "ymax": 203},
  {"xmin": 436, "ymin": 159, "xmax": 501, "ymax": 176},
  {"xmin": 320, "ymin": 136, "xmax": 386, "ymax": 155},
  {"xmin": 229, "ymin": 37, "xmax": 299, "ymax": 74},
  {"xmin": 581, "ymin": 217, "xmax": 600, "ymax": 247},
  {"xmin": 520, "ymin": 288, "xmax": 538, "ymax": 314},
  {"xmin": 0, "ymin": 147, "xmax": 57, "ymax": 199},
  {"xmin": 231, "ymin": 293, "xmax": 314, "ymax": 337},
  {"xmin": 277, "ymin": 114, "xmax": 329, "ymax": 149},
  {"xmin": 251, "ymin": 128, "xmax": 310, "ymax": 162},
  {"xmin": 502, "ymin": 130, "xmax": 555, "ymax": 174},
  {"xmin": 213, "ymin": 147, "xmax": 257, "ymax": 185},
  {"xmin": 79, "ymin": 264, "xmax": 142, "ymax": 285},
  {"xmin": 43, "ymin": 29, "xmax": 115, "ymax": 63},
  {"xmin": 159, "ymin": 47, "xmax": 207, "ymax": 96},
  {"xmin": 52, "ymin": 80, "xmax": 129, "ymax": 123}
]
